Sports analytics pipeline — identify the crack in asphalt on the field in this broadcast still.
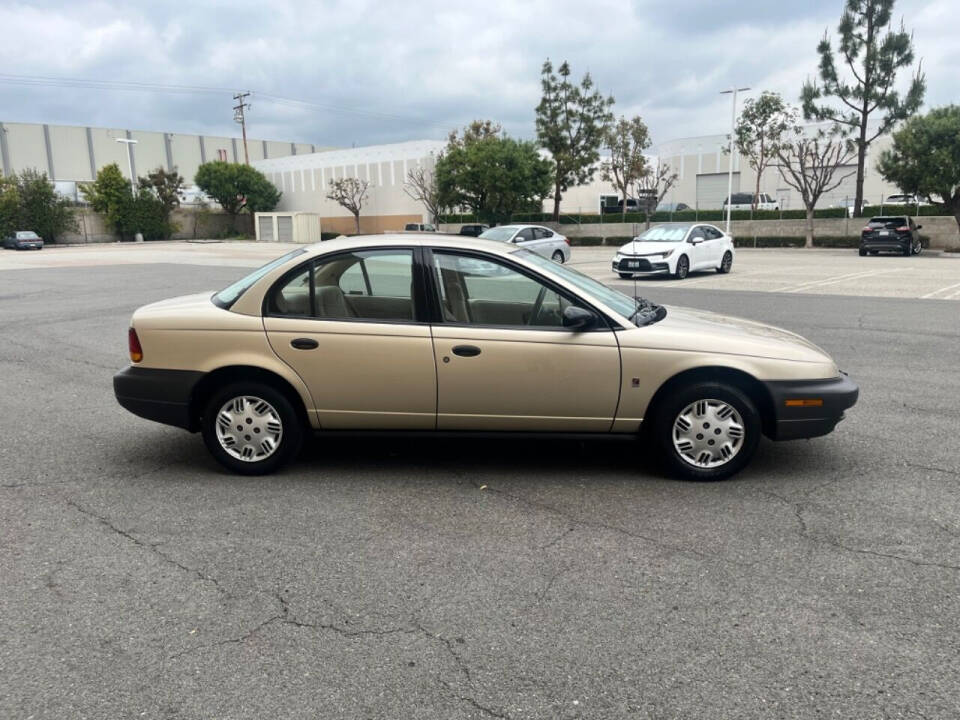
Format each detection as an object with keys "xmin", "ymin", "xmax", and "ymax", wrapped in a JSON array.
[
  {"xmin": 906, "ymin": 461, "xmax": 960, "ymax": 478},
  {"xmin": 756, "ymin": 490, "xmax": 960, "ymax": 573},
  {"xmin": 469, "ymin": 478, "xmax": 749, "ymax": 567},
  {"xmin": 65, "ymin": 499, "xmax": 228, "ymax": 596}
]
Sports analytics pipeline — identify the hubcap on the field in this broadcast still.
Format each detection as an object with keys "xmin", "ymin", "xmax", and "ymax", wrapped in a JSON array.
[
  {"xmin": 722, "ymin": 254, "xmax": 732, "ymax": 270},
  {"xmin": 215, "ymin": 396, "xmax": 283, "ymax": 462},
  {"xmin": 672, "ymin": 399, "xmax": 745, "ymax": 469}
]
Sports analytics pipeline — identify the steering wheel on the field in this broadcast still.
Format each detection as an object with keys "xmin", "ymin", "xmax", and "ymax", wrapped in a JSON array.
[{"xmin": 529, "ymin": 285, "xmax": 548, "ymax": 325}]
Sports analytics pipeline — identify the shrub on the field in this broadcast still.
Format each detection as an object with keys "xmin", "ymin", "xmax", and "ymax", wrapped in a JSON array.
[{"xmin": 11, "ymin": 168, "xmax": 78, "ymax": 241}]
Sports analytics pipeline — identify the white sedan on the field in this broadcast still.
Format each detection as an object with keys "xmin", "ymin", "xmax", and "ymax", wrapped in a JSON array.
[
  {"xmin": 613, "ymin": 223, "xmax": 735, "ymax": 280},
  {"xmin": 479, "ymin": 225, "xmax": 571, "ymax": 263}
]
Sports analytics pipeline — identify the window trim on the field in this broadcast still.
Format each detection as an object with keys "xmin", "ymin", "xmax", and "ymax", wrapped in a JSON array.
[
  {"xmin": 261, "ymin": 246, "xmax": 428, "ymax": 325},
  {"xmin": 423, "ymin": 247, "xmax": 616, "ymax": 332}
]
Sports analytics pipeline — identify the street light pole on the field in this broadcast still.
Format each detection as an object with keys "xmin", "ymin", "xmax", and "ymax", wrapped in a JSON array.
[
  {"xmin": 720, "ymin": 86, "xmax": 750, "ymax": 233},
  {"xmin": 115, "ymin": 138, "xmax": 138, "ymax": 195}
]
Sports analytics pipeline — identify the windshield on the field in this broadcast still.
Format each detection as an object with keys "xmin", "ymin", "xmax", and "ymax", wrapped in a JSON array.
[
  {"xmin": 634, "ymin": 225, "xmax": 691, "ymax": 243},
  {"xmin": 479, "ymin": 227, "xmax": 517, "ymax": 242},
  {"xmin": 514, "ymin": 248, "xmax": 639, "ymax": 320},
  {"xmin": 212, "ymin": 248, "xmax": 307, "ymax": 309}
]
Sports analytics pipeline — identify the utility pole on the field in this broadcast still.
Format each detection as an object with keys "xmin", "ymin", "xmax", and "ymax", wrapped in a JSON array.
[
  {"xmin": 720, "ymin": 86, "xmax": 750, "ymax": 233},
  {"xmin": 233, "ymin": 92, "xmax": 251, "ymax": 165}
]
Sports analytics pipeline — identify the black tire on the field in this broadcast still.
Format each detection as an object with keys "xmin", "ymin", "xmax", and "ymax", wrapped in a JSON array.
[
  {"xmin": 201, "ymin": 381, "xmax": 303, "ymax": 475},
  {"xmin": 552, "ymin": 250, "xmax": 565, "ymax": 263},
  {"xmin": 649, "ymin": 381, "xmax": 761, "ymax": 481},
  {"xmin": 618, "ymin": 272, "xmax": 633, "ymax": 279},
  {"xmin": 717, "ymin": 251, "xmax": 733, "ymax": 273},
  {"xmin": 674, "ymin": 255, "xmax": 690, "ymax": 279},
  {"xmin": 858, "ymin": 247, "xmax": 867, "ymax": 257}
]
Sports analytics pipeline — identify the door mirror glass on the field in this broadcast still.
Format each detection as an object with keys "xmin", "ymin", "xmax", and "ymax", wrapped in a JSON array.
[{"xmin": 562, "ymin": 306, "xmax": 598, "ymax": 331}]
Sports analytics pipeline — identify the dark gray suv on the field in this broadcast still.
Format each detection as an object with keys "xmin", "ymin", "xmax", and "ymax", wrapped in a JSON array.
[{"xmin": 859, "ymin": 216, "xmax": 922, "ymax": 256}]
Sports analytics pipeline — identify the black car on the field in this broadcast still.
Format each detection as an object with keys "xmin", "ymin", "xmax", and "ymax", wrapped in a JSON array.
[
  {"xmin": 458, "ymin": 224, "xmax": 489, "ymax": 237},
  {"xmin": 859, "ymin": 216, "xmax": 923, "ymax": 256},
  {"xmin": 3, "ymin": 230, "xmax": 44, "ymax": 250}
]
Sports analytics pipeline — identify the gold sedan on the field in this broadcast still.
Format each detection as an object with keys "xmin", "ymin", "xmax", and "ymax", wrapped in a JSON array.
[{"xmin": 114, "ymin": 235, "xmax": 858, "ymax": 480}]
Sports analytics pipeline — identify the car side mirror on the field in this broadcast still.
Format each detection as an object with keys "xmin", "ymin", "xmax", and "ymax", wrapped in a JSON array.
[
  {"xmin": 562, "ymin": 306, "xmax": 598, "ymax": 331},
  {"xmin": 916, "ymin": 224, "xmax": 923, "ymax": 230}
]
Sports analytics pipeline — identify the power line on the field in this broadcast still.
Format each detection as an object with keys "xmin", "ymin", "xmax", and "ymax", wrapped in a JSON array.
[{"xmin": 0, "ymin": 73, "xmax": 452, "ymax": 131}]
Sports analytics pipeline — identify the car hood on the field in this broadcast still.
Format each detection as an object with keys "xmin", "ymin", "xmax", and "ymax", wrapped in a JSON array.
[
  {"xmin": 618, "ymin": 241, "xmax": 684, "ymax": 255},
  {"xmin": 621, "ymin": 305, "xmax": 837, "ymax": 366}
]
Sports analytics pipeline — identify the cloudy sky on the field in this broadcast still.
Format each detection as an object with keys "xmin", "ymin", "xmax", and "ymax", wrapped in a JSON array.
[{"xmin": 0, "ymin": 0, "xmax": 955, "ymax": 150}]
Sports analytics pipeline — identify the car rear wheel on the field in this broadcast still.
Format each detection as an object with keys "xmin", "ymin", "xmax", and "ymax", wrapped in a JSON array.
[
  {"xmin": 650, "ymin": 381, "xmax": 761, "ymax": 481},
  {"xmin": 911, "ymin": 238, "xmax": 922, "ymax": 256},
  {"xmin": 717, "ymin": 251, "xmax": 733, "ymax": 273},
  {"xmin": 858, "ymin": 247, "xmax": 867, "ymax": 257},
  {"xmin": 674, "ymin": 255, "xmax": 689, "ymax": 279},
  {"xmin": 552, "ymin": 250, "xmax": 565, "ymax": 263},
  {"xmin": 201, "ymin": 382, "xmax": 303, "ymax": 475}
]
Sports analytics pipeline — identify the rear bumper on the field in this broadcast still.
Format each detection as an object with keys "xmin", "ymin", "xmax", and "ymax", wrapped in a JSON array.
[
  {"xmin": 860, "ymin": 235, "xmax": 910, "ymax": 251},
  {"xmin": 763, "ymin": 373, "xmax": 859, "ymax": 440},
  {"xmin": 13, "ymin": 242, "xmax": 43, "ymax": 249},
  {"xmin": 113, "ymin": 366, "xmax": 203, "ymax": 430}
]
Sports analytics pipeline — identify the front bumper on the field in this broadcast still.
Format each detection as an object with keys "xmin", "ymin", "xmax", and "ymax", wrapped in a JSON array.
[
  {"xmin": 762, "ymin": 373, "xmax": 859, "ymax": 440},
  {"xmin": 612, "ymin": 257, "xmax": 670, "ymax": 275},
  {"xmin": 113, "ymin": 366, "xmax": 204, "ymax": 430}
]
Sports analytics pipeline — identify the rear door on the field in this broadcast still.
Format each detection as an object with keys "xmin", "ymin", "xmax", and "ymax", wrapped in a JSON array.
[
  {"xmin": 699, "ymin": 225, "xmax": 724, "ymax": 266},
  {"xmin": 427, "ymin": 249, "xmax": 621, "ymax": 431},
  {"xmin": 263, "ymin": 247, "xmax": 437, "ymax": 429}
]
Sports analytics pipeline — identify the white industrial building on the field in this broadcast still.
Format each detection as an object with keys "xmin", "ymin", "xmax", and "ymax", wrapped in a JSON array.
[{"xmin": 0, "ymin": 120, "xmax": 327, "ymax": 199}]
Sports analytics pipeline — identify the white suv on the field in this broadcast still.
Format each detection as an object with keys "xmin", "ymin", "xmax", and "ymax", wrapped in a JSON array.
[{"xmin": 723, "ymin": 193, "xmax": 780, "ymax": 211}]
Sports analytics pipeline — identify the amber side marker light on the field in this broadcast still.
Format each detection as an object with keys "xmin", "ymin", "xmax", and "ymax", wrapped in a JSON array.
[
  {"xmin": 128, "ymin": 327, "xmax": 143, "ymax": 363},
  {"xmin": 785, "ymin": 398, "xmax": 823, "ymax": 407}
]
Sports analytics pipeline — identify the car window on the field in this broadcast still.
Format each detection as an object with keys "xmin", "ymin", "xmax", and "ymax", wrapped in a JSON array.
[
  {"xmin": 478, "ymin": 227, "xmax": 517, "ymax": 242},
  {"xmin": 268, "ymin": 249, "xmax": 414, "ymax": 322},
  {"xmin": 431, "ymin": 251, "xmax": 574, "ymax": 328},
  {"xmin": 688, "ymin": 227, "xmax": 705, "ymax": 241},
  {"xmin": 213, "ymin": 248, "xmax": 308, "ymax": 309},
  {"xmin": 516, "ymin": 228, "xmax": 535, "ymax": 241}
]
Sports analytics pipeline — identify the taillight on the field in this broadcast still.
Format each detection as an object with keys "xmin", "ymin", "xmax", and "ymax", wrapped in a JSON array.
[
  {"xmin": 128, "ymin": 327, "xmax": 143, "ymax": 363},
  {"xmin": 563, "ymin": 237, "xmax": 571, "ymax": 246},
  {"xmin": 896, "ymin": 226, "xmax": 909, "ymax": 232},
  {"xmin": 862, "ymin": 227, "xmax": 872, "ymax": 233}
]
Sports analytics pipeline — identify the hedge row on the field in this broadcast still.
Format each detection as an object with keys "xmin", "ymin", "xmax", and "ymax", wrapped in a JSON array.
[
  {"xmin": 862, "ymin": 204, "xmax": 947, "ymax": 217},
  {"xmin": 440, "ymin": 207, "xmax": 850, "ymax": 224}
]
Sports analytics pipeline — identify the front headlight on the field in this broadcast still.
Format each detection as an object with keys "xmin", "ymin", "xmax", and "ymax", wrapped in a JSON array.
[{"xmin": 661, "ymin": 249, "xmax": 675, "ymax": 259}]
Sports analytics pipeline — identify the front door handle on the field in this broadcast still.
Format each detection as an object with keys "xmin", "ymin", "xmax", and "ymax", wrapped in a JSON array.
[
  {"xmin": 452, "ymin": 345, "xmax": 481, "ymax": 357},
  {"xmin": 290, "ymin": 338, "xmax": 319, "ymax": 350}
]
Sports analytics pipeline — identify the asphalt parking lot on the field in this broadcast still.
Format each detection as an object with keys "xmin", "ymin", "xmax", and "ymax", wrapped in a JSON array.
[{"xmin": 2, "ymin": 243, "xmax": 960, "ymax": 719}]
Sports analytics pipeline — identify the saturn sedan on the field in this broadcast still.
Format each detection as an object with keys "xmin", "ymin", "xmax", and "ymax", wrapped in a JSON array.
[
  {"xmin": 114, "ymin": 234, "xmax": 857, "ymax": 481},
  {"xmin": 479, "ymin": 225, "xmax": 571, "ymax": 263},
  {"xmin": 613, "ymin": 223, "xmax": 734, "ymax": 279}
]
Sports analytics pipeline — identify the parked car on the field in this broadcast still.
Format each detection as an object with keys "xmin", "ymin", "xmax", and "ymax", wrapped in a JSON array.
[
  {"xmin": 478, "ymin": 225, "xmax": 570, "ymax": 263},
  {"xmin": 656, "ymin": 202, "xmax": 691, "ymax": 213},
  {"xmin": 3, "ymin": 230, "xmax": 43, "ymax": 250},
  {"xmin": 613, "ymin": 223, "xmax": 734, "ymax": 280},
  {"xmin": 883, "ymin": 194, "xmax": 930, "ymax": 206},
  {"xmin": 859, "ymin": 216, "xmax": 923, "ymax": 256},
  {"xmin": 601, "ymin": 196, "xmax": 656, "ymax": 215},
  {"xmin": 113, "ymin": 234, "xmax": 858, "ymax": 481},
  {"xmin": 458, "ymin": 224, "xmax": 490, "ymax": 237},
  {"xmin": 723, "ymin": 193, "xmax": 780, "ymax": 211},
  {"xmin": 403, "ymin": 223, "xmax": 437, "ymax": 232}
]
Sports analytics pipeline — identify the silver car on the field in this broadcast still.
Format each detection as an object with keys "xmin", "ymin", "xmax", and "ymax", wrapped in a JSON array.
[
  {"xmin": 3, "ymin": 230, "xmax": 44, "ymax": 250},
  {"xmin": 479, "ymin": 225, "xmax": 571, "ymax": 263}
]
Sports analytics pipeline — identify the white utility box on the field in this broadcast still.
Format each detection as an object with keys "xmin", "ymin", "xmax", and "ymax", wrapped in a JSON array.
[{"xmin": 254, "ymin": 212, "xmax": 322, "ymax": 243}]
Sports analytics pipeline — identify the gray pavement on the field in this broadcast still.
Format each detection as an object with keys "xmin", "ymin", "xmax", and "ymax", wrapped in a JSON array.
[{"xmin": 1, "ymin": 260, "xmax": 959, "ymax": 719}]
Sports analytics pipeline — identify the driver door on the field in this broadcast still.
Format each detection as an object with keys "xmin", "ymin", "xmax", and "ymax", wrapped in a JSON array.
[{"xmin": 428, "ymin": 249, "xmax": 621, "ymax": 431}]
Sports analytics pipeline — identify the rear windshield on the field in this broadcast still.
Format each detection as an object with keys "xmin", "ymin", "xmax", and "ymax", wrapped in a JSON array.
[
  {"xmin": 868, "ymin": 217, "xmax": 907, "ymax": 226},
  {"xmin": 212, "ymin": 248, "xmax": 307, "ymax": 309},
  {"xmin": 16, "ymin": 231, "xmax": 40, "ymax": 239}
]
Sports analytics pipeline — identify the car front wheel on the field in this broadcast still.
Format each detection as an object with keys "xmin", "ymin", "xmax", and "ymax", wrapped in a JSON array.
[
  {"xmin": 201, "ymin": 382, "xmax": 303, "ymax": 475},
  {"xmin": 674, "ymin": 255, "xmax": 690, "ymax": 279},
  {"xmin": 650, "ymin": 381, "xmax": 761, "ymax": 481}
]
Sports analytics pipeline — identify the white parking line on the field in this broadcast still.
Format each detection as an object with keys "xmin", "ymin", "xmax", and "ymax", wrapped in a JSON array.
[
  {"xmin": 772, "ymin": 268, "xmax": 899, "ymax": 293},
  {"xmin": 920, "ymin": 280, "xmax": 960, "ymax": 299}
]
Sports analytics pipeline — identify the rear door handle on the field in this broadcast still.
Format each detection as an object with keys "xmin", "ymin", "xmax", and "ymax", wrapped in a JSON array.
[
  {"xmin": 452, "ymin": 345, "xmax": 481, "ymax": 357},
  {"xmin": 290, "ymin": 338, "xmax": 319, "ymax": 350}
]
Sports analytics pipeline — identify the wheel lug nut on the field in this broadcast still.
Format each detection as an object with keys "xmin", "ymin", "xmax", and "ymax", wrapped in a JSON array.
[
  {"xmin": 696, "ymin": 433, "xmax": 704, "ymax": 440},
  {"xmin": 715, "ymin": 428, "xmax": 721, "ymax": 434}
]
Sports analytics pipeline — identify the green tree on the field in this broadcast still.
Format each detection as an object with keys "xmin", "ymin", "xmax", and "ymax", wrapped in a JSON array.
[
  {"xmin": 535, "ymin": 59, "xmax": 614, "ymax": 221},
  {"xmin": 878, "ymin": 105, "xmax": 960, "ymax": 233},
  {"xmin": 194, "ymin": 161, "xmax": 281, "ymax": 218},
  {"xmin": 731, "ymin": 91, "xmax": 792, "ymax": 210},
  {"xmin": 81, "ymin": 163, "xmax": 130, "ymax": 233},
  {"xmin": 15, "ymin": 169, "xmax": 77, "ymax": 242},
  {"xmin": 801, "ymin": 0, "xmax": 925, "ymax": 217},
  {"xmin": 0, "ymin": 175, "xmax": 20, "ymax": 240},
  {"xmin": 139, "ymin": 167, "xmax": 185, "ymax": 216},
  {"xmin": 601, "ymin": 116, "xmax": 650, "ymax": 221},
  {"xmin": 436, "ymin": 123, "xmax": 553, "ymax": 225}
]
